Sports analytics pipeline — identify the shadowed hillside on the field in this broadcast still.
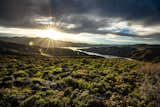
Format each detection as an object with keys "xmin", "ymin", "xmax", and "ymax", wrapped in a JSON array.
[
  {"xmin": 0, "ymin": 40, "xmax": 90, "ymax": 57},
  {"xmin": 82, "ymin": 45, "xmax": 160, "ymax": 62},
  {"xmin": 0, "ymin": 37, "xmax": 93, "ymax": 48}
]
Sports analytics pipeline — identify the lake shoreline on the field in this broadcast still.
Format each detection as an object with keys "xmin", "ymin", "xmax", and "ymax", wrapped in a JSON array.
[{"xmin": 61, "ymin": 47, "xmax": 134, "ymax": 60}]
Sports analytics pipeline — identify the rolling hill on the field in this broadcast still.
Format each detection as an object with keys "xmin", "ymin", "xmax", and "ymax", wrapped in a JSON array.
[
  {"xmin": 81, "ymin": 44, "xmax": 160, "ymax": 62},
  {"xmin": 0, "ymin": 36, "xmax": 93, "ymax": 48},
  {"xmin": 0, "ymin": 40, "xmax": 90, "ymax": 57}
]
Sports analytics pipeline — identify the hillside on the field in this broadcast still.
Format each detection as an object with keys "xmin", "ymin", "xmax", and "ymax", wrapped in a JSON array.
[
  {"xmin": 0, "ymin": 40, "xmax": 90, "ymax": 57},
  {"xmin": 0, "ymin": 37, "xmax": 93, "ymax": 48},
  {"xmin": 0, "ymin": 55, "xmax": 159, "ymax": 107},
  {"xmin": 0, "ymin": 38, "xmax": 159, "ymax": 107},
  {"xmin": 81, "ymin": 45, "xmax": 160, "ymax": 62}
]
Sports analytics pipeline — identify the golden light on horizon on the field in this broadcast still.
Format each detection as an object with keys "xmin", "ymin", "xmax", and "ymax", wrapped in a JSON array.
[{"xmin": 36, "ymin": 28, "xmax": 64, "ymax": 40}]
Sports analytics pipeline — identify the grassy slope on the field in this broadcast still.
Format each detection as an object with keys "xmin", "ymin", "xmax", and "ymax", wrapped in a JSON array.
[{"xmin": 0, "ymin": 55, "xmax": 159, "ymax": 107}]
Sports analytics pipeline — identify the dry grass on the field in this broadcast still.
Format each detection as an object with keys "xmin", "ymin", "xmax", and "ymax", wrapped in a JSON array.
[
  {"xmin": 139, "ymin": 63, "xmax": 160, "ymax": 106},
  {"xmin": 140, "ymin": 63, "xmax": 160, "ymax": 75}
]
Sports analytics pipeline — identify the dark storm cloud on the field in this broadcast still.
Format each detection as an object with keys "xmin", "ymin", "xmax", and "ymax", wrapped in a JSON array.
[
  {"xmin": 94, "ymin": 0, "xmax": 160, "ymax": 25},
  {"xmin": 54, "ymin": 0, "xmax": 160, "ymax": 35},
  {"xmin": 59, "ymin": 14, "xmax": 109, "ymax": 34},
  {"xmin": 50, "ymin": 0, "xmax": 88, "ymax": 16},
  {"xmin": 0, "ymin": 0, "xmax": 160, "ymax": 34},
  {"xmin": 0, "ymin": 0, "xmax": 51, "ymax": 27},
  {"xmin": 49, "ymin": 0, "xmax": 160, "ymax": 24}
]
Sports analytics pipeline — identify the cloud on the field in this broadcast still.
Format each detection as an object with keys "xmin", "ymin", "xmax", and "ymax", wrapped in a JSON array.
[
  {"xmin": 0, "ymin": 0, "xmax": 51, "ymax": 27},
  {"xmin": 93, "ymin": 0, "xmax": 160, "ymax": 24},
  {"xmin": 1, "ymin": 27, "xmax": 160, "ymax": 45},
  {"xmin": 50, "ymin": 0, "xmax": 160, "ymax": 25},
  {"xmin": 0, "ymin": 0, "xmax": 160, "ymax": 38}
]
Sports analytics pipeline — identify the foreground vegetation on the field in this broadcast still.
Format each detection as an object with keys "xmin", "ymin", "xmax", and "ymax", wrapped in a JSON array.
[{"xmin": 0, "ymin": 55, "xmax": 159, "ymax": 107}]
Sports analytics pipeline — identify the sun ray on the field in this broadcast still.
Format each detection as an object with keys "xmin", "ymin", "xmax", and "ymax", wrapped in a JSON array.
[{"xmin": 46, "ymin": 38, "xmax": 51, "ymax": 51}]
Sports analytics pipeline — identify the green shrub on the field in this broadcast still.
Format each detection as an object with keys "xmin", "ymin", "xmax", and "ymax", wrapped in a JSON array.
[{"xmin": 13, "ymin": 70, "xmax": 29, "ymax": 78}]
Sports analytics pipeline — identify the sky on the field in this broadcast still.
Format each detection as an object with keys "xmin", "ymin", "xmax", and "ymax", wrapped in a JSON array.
[{"xmin": 0, "ymin": 0, "xmax": 160, "ymax": 45}]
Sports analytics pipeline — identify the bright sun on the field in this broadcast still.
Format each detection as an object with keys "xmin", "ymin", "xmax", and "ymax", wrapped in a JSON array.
[{"xmin": 36, "ymin": 28, "xmax": 64, "ymax": 40}]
